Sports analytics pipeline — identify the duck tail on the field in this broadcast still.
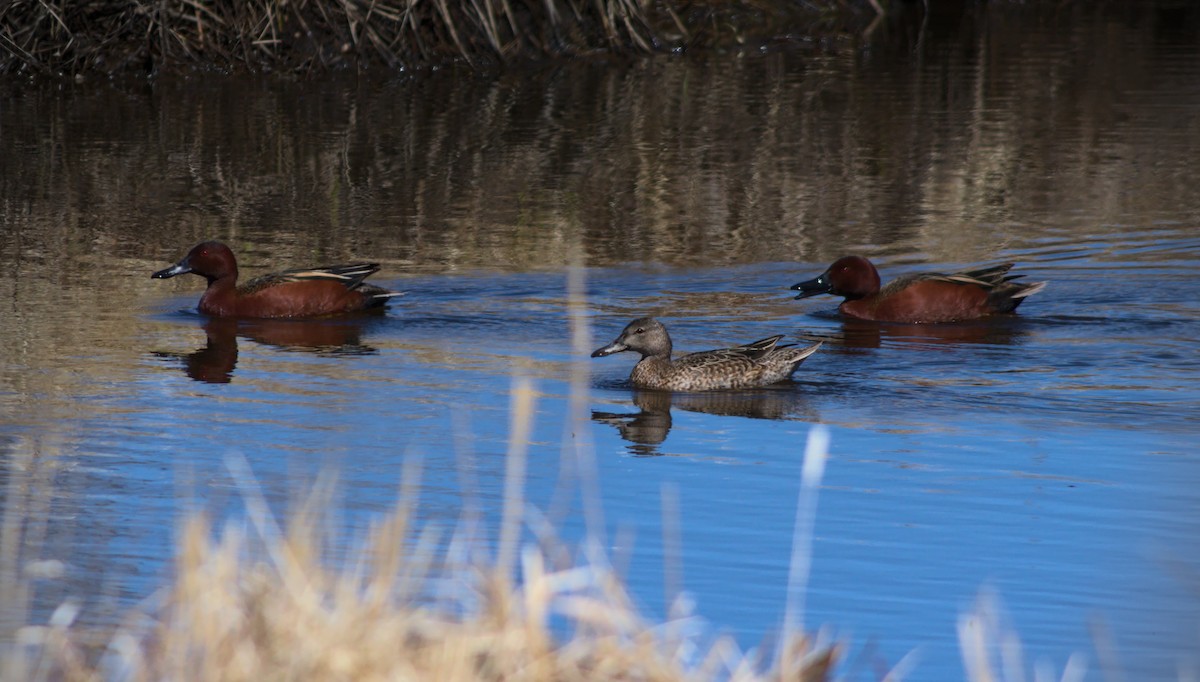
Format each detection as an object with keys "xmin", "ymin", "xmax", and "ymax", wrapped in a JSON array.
[
  {"xmin": 989, "ymin": 280, "xmax": 1047, "ymax": 313},
  {"xmin": 356, "ymin": 285, "xmax": 404, "ymax": 308},
  {"xmin": 1011, "ymin": 281, "xmax": 1047, "ymax": 299},
  {"xmin": 783, "ymin": 341, "xmax": 823, "ymax": 374}
]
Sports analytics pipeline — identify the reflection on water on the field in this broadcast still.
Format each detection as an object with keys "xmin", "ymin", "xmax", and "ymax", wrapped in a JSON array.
[
  {"xmin": 4, "ymin": 6, "xmax": 1200, "ymax": 274},
  {"xmin": 830, "ymin": 316, "xmax": 1033, "ymax": 350},
  {"xmin": 593, "ymin": 388, "xmax": 816, "ymax": 456},
  {"xmin": 2, "ymin": 3, "xmax": 1200, "ymax": 679},
  {"xmin": 153, "ymin": 316, "xmax": 381, "ymax": 384}
]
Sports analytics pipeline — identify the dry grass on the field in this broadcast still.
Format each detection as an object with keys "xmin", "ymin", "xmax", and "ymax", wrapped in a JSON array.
[
  {"xmin": 1, "ymin": 381, "xmax": 841, "ymax": 682},
  {"xmin": 0, "ymin": 411, "xmax": 1164, "ymax": 682},
  {"xmin": 3, "ymin": 478, "xmax": 841, "ymax": 682},
  {"xmin": 0, "ymin": 265, "xmax": 848, "ymax": 681},
  {"xmin": 1, "ymin": 262, "xmax": 1147, "ymax": 681},
  {"xmin": 0, "ymin": 0, "xmax": 872, "ymax": 76}
]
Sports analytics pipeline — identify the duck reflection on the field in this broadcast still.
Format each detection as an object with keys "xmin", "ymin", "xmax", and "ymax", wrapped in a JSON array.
[
  {"xmin": 835, "ymin": 316, "xmax": 1030, "ymax": 349},
  {"xmin": 592, "ymin": 388, "xmax": 815, "ymax": 457},
  {"xmin": 155, "ymin": 316, "xmax": 379, "ymax": 384}
]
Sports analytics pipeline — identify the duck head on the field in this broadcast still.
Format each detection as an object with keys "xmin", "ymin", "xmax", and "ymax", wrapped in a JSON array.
[
  {"xmin": 591, "ymin": 317, "xmax": 673, "ymax": 359},
  {"xmin": 153, "ymin": 241, "xmax": 238, "ymax": 284},
  {"xmin": 792, "ymin": 255, "xmax": 881, "ymax": 300}
]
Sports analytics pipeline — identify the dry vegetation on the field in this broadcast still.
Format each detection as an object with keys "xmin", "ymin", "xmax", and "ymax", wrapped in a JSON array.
[
  {"xmin": 6, "ymin": 498, "xmax": 836, "ymax": 681},
  {"xmin": 0, "ymin": 429, "xmax": 1108, "ymax": 682},
  {"xmin": 0, "ymin": 371, "xmax": 1144, "ymax": 682},
  {"xmin": 2, "ymin": 409, "xmax": 843, "ymax": 681},
  {"xmin": 0, "ymin": 0, "xmax": 873, "ymax": 76}
]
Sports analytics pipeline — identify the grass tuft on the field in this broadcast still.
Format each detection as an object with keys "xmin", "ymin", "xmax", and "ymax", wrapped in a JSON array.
[{"xmin": 5, "ymin": 462, "xmax": 841, "ymax": 681}]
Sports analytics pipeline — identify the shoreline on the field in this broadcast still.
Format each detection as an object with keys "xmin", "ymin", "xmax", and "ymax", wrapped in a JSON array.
[{"xmin": 1, "ymin": 0, "xmax": 883, "ymax": 78}]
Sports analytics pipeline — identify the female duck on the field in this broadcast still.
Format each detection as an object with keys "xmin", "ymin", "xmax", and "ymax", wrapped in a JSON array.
[
  {"xmin": 791, "ymin": 256, "xmax": 1046, "ymax": 323},
  {"xmin": 152, "ymin": 241, "xmax": 401, "ymax": 318},
  {"xmin": 591, "ymin": 317, "xmax": 822, "ymax": 391}
]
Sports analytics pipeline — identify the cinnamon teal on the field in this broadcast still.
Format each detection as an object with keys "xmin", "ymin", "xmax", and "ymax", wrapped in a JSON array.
[
  {"xmin": 591, "ymin": 317, "xmax": 822, "ymax": 391},
  {"xmin": 791, "ymin": 256, "xmax": 1046, "ymax": 323},
  {"xmin": 152, "ymin": 241, "xmax": 401, "ymax": 318}
]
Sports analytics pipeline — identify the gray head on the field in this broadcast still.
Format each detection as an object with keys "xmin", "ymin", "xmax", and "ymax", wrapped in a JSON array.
[{"xmin": 591, "ymin": 317, "xmax": 672, "ymax": 359}]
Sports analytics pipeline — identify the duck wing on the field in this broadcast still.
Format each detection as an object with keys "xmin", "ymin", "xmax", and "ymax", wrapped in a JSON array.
[
  {"xmin": 240, "ymin": 263, "xmax": 381, "ymax": 295},
  {"xmin": 728, "ymin": 334, "xmax": 786, "ymax": 359},
  {"xmin": 671, "ymin": 335, "xmax": 786, "ymax": 371},
  {"xmin": 882, "ymin": 263, "xmax": 1019, "ymax": 296}
]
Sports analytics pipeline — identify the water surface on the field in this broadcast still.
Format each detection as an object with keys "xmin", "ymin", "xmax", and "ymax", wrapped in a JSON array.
[{"xmin": 2, "ymin": 3, "xmax": 1199, "ymax": 679}]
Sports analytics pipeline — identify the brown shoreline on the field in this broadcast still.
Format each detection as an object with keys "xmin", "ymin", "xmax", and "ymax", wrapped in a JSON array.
[{"xmin": 0, "ymin": 0, "xmax": 882, "ymax": 78}]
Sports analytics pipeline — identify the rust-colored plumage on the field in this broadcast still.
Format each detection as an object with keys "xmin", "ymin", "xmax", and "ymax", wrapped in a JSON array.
[
  {"xmin": 792, "ymin": 256, "xmax": 1046, "ymax": 323},
  {"xmin": 152, "ymin": 241, "xmax": 401, "ymax": 318}
]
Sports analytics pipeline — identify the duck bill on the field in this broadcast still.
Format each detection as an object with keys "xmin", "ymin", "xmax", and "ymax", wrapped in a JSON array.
[
  {"xmin": 152, "ymin": 261, "xmax": 191, "ymax": 279},
  {"xmin": 591, "ymin": 340, "xmax": 628, "ymax": 358},
  {"xmin": 791, "ymin": 274, "xmax": 831, "ymax": 300}
]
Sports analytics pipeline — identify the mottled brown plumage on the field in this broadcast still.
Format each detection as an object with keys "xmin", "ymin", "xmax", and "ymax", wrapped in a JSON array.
[{"xmin": 591, "ymin": 317, "xmax": 822, "ymax": 391}]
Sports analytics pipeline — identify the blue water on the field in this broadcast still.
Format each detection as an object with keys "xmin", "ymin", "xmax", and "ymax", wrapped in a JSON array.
[
  {"xmin": 4, "ymin": 4, "xmax": 1200, "ymax": 679},
  {"xmin": 29, "ymin": 255, "xmax": 1190, "ymax": 679}
]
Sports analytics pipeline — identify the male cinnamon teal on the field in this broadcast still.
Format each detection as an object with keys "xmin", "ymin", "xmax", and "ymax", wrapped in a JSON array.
[
  {"xmin": 791, "ymin": 256, "xmax": 1046, "ymax": 323},
  {"xmin": 152, "ymin": 241, "xmax": 401, "ymax": 318},
  {"xmin": 591, "ymin": 317, "xmax": 822, "ymax": 391}
]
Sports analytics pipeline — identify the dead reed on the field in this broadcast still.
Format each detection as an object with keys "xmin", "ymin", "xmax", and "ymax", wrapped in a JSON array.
[
  {"xmin": 0, "ymin": 0, "xmax": 872, "ymax": 76},
  {"xmin": 3, "ymin": 426, "xmax": 842, "ymax": 682},
  {"xmin": 0, "ymin": 257, "xmax": 1133, "ymax": 680}
]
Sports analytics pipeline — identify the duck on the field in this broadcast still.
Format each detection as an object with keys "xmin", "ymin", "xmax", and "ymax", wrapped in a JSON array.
[
  {"xmin": 152, "ymin": 241, "xmax": 401, "ymax": 318},
  {"xmin": 591, "ymin": 317, "xmax": 822, "ymax": 391},
  {"xmin": 791, "ymin": 256, "xmax": 1046, "ymax": 323}
]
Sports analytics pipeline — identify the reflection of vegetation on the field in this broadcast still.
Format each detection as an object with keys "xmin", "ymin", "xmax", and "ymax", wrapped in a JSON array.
[
  {"xmin": 0, "ymin": 4, "xmax": 1195, "ymax": 466},
  {"xmin": 3, "ymin": 4, "xmax": 1194, "ymax": 278},
  {"xmin": 0, "ymin": 0, "xmax": 873, "ymax": 75}
]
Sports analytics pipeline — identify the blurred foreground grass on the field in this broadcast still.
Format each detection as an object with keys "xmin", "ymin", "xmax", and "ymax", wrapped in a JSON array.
[
  {"xmin": 0, "ymin": 419, "xmax": 841, "ymax": 682},
  {"xmin": 4, "ymin": 491, "xmax": 831, "ymax": 680},
  {"xmin": 0, "ymin": 418, "xmax": 1135, "ymax": 681},
  {"xmin": 0, "ymin": 266, "xmax": 1167, "ymax": 680},
  {"xmin": 0, "ymin": 358, "xmax": 841, "ymax": 681}
]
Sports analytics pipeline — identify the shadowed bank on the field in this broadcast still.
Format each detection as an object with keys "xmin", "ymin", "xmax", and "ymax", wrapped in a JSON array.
[{"xmin": 0, "ymin": 0, "xmax": 887, "ymax": 76}]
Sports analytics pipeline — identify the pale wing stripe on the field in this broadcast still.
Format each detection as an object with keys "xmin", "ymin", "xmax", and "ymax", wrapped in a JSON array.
[{"xmin": 285, "ymin": 269, "xmax": 357, "ymax": 280}]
